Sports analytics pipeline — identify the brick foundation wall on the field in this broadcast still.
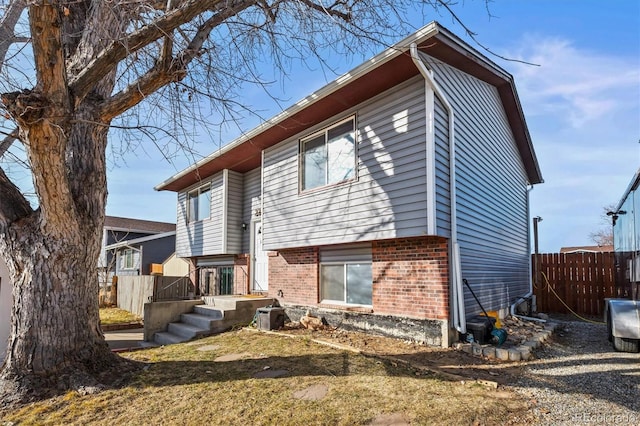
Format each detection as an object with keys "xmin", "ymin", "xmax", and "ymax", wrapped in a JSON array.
[
  {"xmin": 268, "ymin": 247, "xmax": 318, "ymax": 305},
  {"xmin": 233, "ymin": 255, "xmax": 249, "ymax": 295},
  {"xmin": 372, "ymin": 236, "xmax": 449, "ymax": 320}
]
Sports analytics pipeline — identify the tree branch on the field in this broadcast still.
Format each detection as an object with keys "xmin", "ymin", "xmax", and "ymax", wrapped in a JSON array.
[
  {"xmin": 0, "ymin": 128, "xmax": 19, "ymax": 158},
  {"xmin": 0, "ymin": 165, "xmax": 33, "ymax": 228},
  {"xmin": 0, "ymin": 0, "xmax": 28, "ymax": 72},
  {"xmin": 100, "ymin": 0, "xmax": 256, "ymax": 121},
  {"xmin": 296, "ymin": 0, "xmax": 351, "ymax": 22},
  {"xmin": 70, "ymin": 0, "xmax": 256, "ymax": 105}
]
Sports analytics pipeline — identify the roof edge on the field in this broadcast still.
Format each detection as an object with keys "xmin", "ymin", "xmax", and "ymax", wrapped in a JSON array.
[
  {"xmin": 155, "ymin": 22, "xmax": 442, "ymax": 191},
  {"xmin": 615, "ymin": 168, "xmax": 640, "ymax": 211},
  {"xmin": 104, "ymin": 231, "xmax": 176, "ymax": 250}
]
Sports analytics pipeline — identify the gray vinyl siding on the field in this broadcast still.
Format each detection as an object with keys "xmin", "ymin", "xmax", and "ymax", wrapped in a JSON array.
[
  {"xmin": 319, "ymin": 243, "xmax": 372, "ymax": 263},
  {"xmin": 175, "ymin": 173, "xmax": 225, "ymax": 257},
  {"xmin": 434, "ymin": 95, "xmax": 451, "ymax": 238},
  {"xmin": 262, "ymin": 77, "xmax": 428, "ymax": 250},
  {"xmin": 242, "ymin": 167, "xmax": 262, "ymax": 253},
  {"xmin": 226, "ymin": 170, "xmax": 244, "ymax": 254},
  {"xmin": 428, "ymin": 55, "xmax": 530, "ymax": 314}
]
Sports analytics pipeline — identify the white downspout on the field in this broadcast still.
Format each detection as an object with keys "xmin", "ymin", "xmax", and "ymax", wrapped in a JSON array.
[
  {"xmin": 510, "ymin": 184, "xmax": 546, "ymax": 322},
  {"xmin": 410, "ymin": 44, "xmax": 466, "ymax": 334}
]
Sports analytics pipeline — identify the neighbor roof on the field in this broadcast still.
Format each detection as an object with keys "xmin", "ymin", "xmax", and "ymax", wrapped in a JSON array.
[
  {"xmin": 614, "ymin": 168, "xmax": 640, "ymax": 211},
  {"xmin": 104, "ymin": 216, "xmax": 175, "ymax": 234},
  {"xmin": 560, "ymin": 245, "xmax": 613, "ymax": 253},
  {"xmin": 104, "ymin": 231, "xmax": 176, "ymax": 250},
  {"xmin": 156, "ymin": 21, "xmax": 543, "ymax": 192}
]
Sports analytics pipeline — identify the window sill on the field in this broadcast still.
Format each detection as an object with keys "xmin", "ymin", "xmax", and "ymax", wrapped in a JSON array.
[
  {"xmin": 299, "ymin": 178, "xmax": 356, "ymax": 196},
  {"xmin": 319, "ymin": 302, "xmax": 373, "ymax": 314}
]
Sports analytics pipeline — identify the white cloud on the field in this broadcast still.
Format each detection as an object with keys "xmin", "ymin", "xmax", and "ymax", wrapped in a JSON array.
[
  {"xmin": 500, "ymin": 35, "xmax": 639, "ymax": 252},
  {"xmin": 508, "ymin": 36, "xmax": 640, "ymax": 128}
]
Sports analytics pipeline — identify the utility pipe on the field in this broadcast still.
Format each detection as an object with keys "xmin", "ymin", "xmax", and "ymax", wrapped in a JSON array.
[{"xmin": 410, "ymin": 43, "xmax": 466, "ymax": 334}]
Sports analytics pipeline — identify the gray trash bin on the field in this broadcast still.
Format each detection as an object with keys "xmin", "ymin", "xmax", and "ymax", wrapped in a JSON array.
[{"xmin": 257, "ymin": 307, "xmax": 285, "ymax": 331}]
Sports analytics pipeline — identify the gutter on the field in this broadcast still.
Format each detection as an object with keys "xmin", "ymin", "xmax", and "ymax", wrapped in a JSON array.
[{"xmin": 410, "ymin": 44, "xmax": 466, "ymax": 334}]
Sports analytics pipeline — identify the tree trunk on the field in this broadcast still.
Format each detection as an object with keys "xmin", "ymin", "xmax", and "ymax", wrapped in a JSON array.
[
  {"xmin": 0, "ymin": 124, "xmax": 138, "ymax": 404},
  {"xmin": 0, "ymin": 108, "xmax": 137, "ymax": 406}
]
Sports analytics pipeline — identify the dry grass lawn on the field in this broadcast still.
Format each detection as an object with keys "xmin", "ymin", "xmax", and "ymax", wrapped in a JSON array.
[
  {"xmin": 1, "ymin": 330, "xmax": 533, "ymax": 425},
  {"xmin": 99, "ymin": 308, "xmax": 141, "ymax": 326}
]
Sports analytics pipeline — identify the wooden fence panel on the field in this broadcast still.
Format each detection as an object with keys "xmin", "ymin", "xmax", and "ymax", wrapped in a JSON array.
[
  {"xmin": 533, "ymin": 252, "xmax": 617, "ymax": 317},
  {"xmin": 153, "ymin": 276, "xmax": 194, "ymax": 301}
]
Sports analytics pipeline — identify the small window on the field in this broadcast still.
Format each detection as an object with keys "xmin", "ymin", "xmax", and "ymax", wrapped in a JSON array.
[
  {"xmin": 301, "ymin": 117, "xmax": 356, "ymax": 191},
  {"xmin": 188, "ymin": 184, "xmax": 211, "ymax": 222},
  {"xmin": 123, "ymin": 249, "xmax": 134, "ymax": 269},
  {"xmin": 320, "ymin": 262, "xmax": 372, "ymax": 306}
]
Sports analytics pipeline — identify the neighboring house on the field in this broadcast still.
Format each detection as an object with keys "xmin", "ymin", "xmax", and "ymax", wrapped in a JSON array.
[
  {"xmin": 612, "ymin": 169, "xmax": 640, "ymax": 299},
  {"xmin": 105, "ymin": 231, "xmax": 177, "ymax": 276},
  {"xmin": 155, "ymin": 22, "xmax": 543, "ymax": 346},
  {"xmin": 0, "ymin": 257, "xmax": 11, "ymax": 361},
  {"xmin": 560, "ymin": 245, "xmax": 613, "ymax": 253},
  {"xmin": 98, "ymin": 216, "xmax": 176, "ymax": 284}
]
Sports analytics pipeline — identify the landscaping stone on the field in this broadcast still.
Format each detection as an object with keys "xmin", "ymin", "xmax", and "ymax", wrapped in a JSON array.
[
  {"xmin": 508, "ymin": 349, "xmax": 522, "ymax": 361},
  {"xmin": 495, "ymin": 348, "xmax": 510, "ymax": 361},
  {"xmin": 471, "ymin": 344, "xmax": 483, "ymax": 356},
  {"xmin": 293, "ymin": 384, "xmax": 329, "ymax": 401},
  {"xmin": 482, "ymin": 347, "xmax": 496, "ymax": 358},
  {"xmin": 214, "ymin": 352, "xmax": 252, "ymax": 362},
  {"xmin": 367, "ymin": 413, "xmax": 410, "ymax": 426}
]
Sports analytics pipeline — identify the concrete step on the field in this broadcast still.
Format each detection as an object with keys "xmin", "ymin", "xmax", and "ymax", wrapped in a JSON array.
[
  {"xmin": 154, "ymin": 331, "xmax": 186, "ymax": 346},
  {"xmin": 151, "ymin": 297, "xmax": 276, "ymax": 346},
  {"xmin": 167, "ymin": 322, "xmax": 208, "ymax": 340},
  {"xmin": 181, "ymin": 312, "xmax": 222, "ymax": 329},
  {"xmin": 193, "ymin": 305, "xmax": 226, "ymax": 319}
]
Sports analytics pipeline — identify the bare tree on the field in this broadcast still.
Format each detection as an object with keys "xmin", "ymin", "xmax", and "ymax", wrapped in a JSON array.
[
  {"xmin": 589, "ymin": 204, "xmax": 616, "ymax": 246},
  {"xmin": 0, "ymin": 0, "xmax": 482, "ymax": 405}
]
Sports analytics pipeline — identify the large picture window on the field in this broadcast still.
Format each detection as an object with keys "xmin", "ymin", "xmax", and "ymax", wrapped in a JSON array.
[
  {"xmin": 301, "ymin": 117, "xmax": 356, "ymax": 191},
  {"xmin": 320, "ymin": 262, "xmax": 372, "ymax": 306},
  {"xmin": 187, "ymin": 184, "xmax": 211, "ymax": 222}
]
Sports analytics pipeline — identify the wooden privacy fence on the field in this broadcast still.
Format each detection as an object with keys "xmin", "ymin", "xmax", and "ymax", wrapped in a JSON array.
[
  {"xmin": 117, "ymin": 275, "xmax": 194, "ymax": 317},
  {"xmin": 533, "ymin": 252, "xmax": 623, "ymax": 317}
]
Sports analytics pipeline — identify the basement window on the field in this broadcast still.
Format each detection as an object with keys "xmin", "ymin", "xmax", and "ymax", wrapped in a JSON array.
[
  {"xmin": 301, "ymin": 117, "xmax": 356, "ymax": 191},
  {"xmin": 320, "ymin": 263, "xmax": 372, "ymax": 306}
]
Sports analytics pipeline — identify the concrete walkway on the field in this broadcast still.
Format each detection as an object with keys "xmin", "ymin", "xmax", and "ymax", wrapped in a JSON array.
[{"xmin": 104, "ymin": 328, "xmax": 146, "ymax": 351}]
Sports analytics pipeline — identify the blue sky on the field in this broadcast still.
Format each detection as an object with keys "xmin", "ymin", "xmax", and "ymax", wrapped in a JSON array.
[{"xmin": 17, "ymin": 0, "xmax": 640, "ymax": 253}]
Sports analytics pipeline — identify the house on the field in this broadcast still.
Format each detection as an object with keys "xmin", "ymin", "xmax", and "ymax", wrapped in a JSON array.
[
  {"xmin": 155, "ymin": 22, "xmax": 543, "ymax": 346},
  {"xmin": 104, "ymin": 230, "xmax": 177, "ymax": 276},
  {"xmin": 98, "ymin": 216, "xmax": 176, "ymax": 284},
  {"xmin": 0, "ymin": 257, "xmax": 11, "ymax": 360},
  {"xmin": 612, "ymin": 168, "xmax": 639, "ymax": 300}
]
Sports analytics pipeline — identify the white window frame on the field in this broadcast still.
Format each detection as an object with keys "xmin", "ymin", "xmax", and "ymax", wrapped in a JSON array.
[
  {"xmin": 320, "ymin": 261, "xmax": 372, "ymax": 307},
  {"xmin": 300, "ymin": 116, "xmax": 357, "ymax": 192},
  {"xmin": 187, "ymin": 183, "xmax": 211, "ymax": 223},
  {"xmin": 123, "ymin": 248, "xmax": 134, "ymax": 270}
]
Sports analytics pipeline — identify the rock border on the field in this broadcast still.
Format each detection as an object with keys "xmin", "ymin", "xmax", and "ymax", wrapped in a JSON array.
[{"xmin": 455, "ymin": 321, "xmax": 558, "ymax": 361}]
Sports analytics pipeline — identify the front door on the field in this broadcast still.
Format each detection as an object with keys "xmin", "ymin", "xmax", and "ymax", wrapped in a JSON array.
[{"xmin": 252, "ymin": 221, "xmax": 268, "ymax": 292}]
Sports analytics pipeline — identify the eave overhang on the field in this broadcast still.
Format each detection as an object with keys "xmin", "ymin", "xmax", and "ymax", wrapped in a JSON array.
[{"xmin": 156, "ymin": 22, "xmax": 542, "ymax": 192}]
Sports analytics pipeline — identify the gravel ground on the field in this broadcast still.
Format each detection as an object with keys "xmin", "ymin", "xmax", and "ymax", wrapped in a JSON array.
[{"xmin": 510, "ymin": 319, "xmax": 640, "ymax": 425}]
